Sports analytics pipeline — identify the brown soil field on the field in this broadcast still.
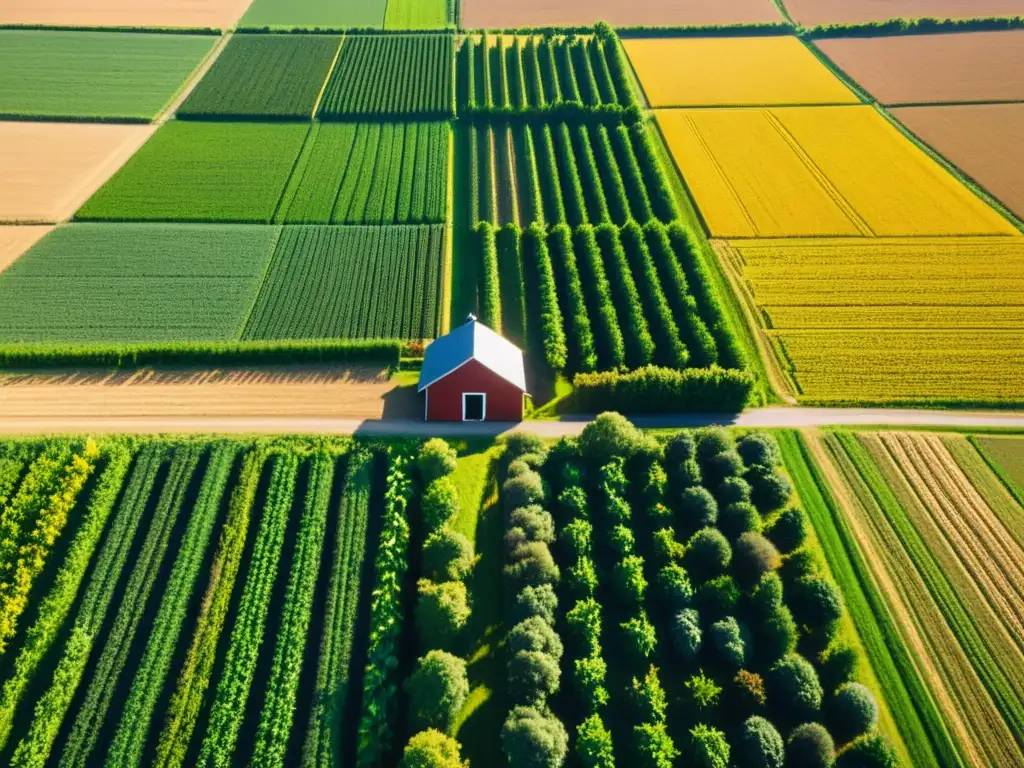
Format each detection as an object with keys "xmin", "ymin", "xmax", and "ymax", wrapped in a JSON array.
[
  {"xmin": 461, "ymin": 0, "xmax": 783, "ymax": 29},
  {"xmin": 892, "ymin": 104, "xmax": 1024, "ymax": 221},
  {"xmin": 816, "ymin": 30, "xmax": 1024, "ymax": 104},
  {"xmin": 785, "ymin": 0, "xmax": 1024, "ymax": 25},
  {"xmin": 0, "ymin": 122, "xmax": 154, "ymax": 224},
  {"xmin": 0, "ymin": 226, "xmax": 52, "ymax": 275},
  {"xmin": 0, "ymin": 0, "xmax": 254, "ymax": 28}
]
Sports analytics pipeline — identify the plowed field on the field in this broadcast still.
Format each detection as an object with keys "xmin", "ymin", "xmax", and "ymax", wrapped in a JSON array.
[
  {"xmin": 0, "ymin": 0, "xmax": 254, "ymax": 27},
  {"xmin": 0, "ymin": 227, "xmax": 53, "ymax": 275},
  {"xmin": 461, "ymin": 0, "xmax": 783, "ymax": 28},
  {"xmin": 892, "ymin": 104, "xmax": 1024, "ymax": 221},
  {"xmin": 785, "ymin": 0, "xmax": 1024, "ymax": 25},
  {"xmin": 815, "ymin": 30, "xmax": 1024, "ymax": 105},
  {"xmin": 0, "ymin": 122, "xmax": 155, "ymax": 224}
]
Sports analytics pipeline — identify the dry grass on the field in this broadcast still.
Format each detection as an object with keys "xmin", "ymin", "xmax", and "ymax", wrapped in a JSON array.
[
  {"xmin": 0, "ymin": 226, "xmax": 52, "ymax": 275},
  {"xmin": 0, "ymin": 0, "xmax": 254, "ymax": 28}
]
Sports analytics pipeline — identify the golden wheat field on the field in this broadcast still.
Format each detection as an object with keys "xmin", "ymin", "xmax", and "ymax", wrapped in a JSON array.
[
  {"xmin": 624, "ymin": 36, "xmax": 858, "ymax": 107},
  {"xmin": 659, "ymin": 105, "xmax": 1018, "ymax": 238},
  {"xmin": 726, "ymin": 237, "xmax": 1024, "ymax": 404}
]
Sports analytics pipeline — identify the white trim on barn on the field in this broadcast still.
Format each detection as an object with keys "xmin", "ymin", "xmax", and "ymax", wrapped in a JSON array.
[{"xmin": 462, "ymin": 392, "xmax": 487, "ymax": 422}]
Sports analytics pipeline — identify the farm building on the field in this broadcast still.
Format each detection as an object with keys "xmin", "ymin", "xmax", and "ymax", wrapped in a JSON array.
[{"xmin": 418, "ymin": 315, "xmax": 527, "ymax": 422}]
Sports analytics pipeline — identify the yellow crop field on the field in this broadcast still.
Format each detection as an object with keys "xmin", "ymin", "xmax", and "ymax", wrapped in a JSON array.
[
  {"xmin": 726, "ymin": 237, "xmax": 1024, "ymax": 405},
  {"xmin": 625, "ymin": 36, "xmax": 859, "ymax": 107},
  {"xmin": 659, "ymin": 105, "xmax": 1018, "ymax": 238}
]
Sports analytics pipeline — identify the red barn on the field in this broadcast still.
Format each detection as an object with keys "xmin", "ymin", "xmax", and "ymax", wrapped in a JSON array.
[{"xmin": 418, "ymin": 315, "xmax": 527, "ymax": 422}]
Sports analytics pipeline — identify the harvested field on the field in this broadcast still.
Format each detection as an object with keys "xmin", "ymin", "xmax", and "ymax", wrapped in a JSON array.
[
  {"xmin": 178, "ymin": 34, "xmax": 342, "ymax": 119},
  {"xmin": 0, "ymin": 227, "xmax": 52, "ymax": 275},
  {"xmin": 815, "ymin": 30, "xmax": 1024, "ymax": 105},
  {"xmin": 625, "ymin": 36, "xmax": 858, "ymax": 107},
  {"xmin": 76, "ymin": 121, "xmax": 309, "ymax": 223},
  {"xmin": 0, "ymin": 224, "xmax": 280, "ymax": 343},
  {"xmin": 0, "ymin": 0, "xmax": 253, "ymax": 28},
  {"xmin": 460, "ymin": 0, "xmax": 783, "ymax": 29},
  {"xmin": 722, "ymin": 236, "xmax": 1024, "ymax": 405},
  {"xmin": 0, "ymin": 30, "xmax": 216, "ymax": 120},
  {"xmin": 892, "ymin": 104, "xmax": 1024, "ymax": 221},
  {"xmin": 784, "ymin": 0, "xmax": 1024, "ymax": 26},
  {"xmin": 659, "ymin": 105, "xmax": 1016, "ymax": 237},
  {"xmin": 942, "ymin": 435, "xmax": 1024, "ymax": 551},
  {"xmin": 0, "ymin": 121, "xmax": 155, "ymax": 224},
  {"xmin": 241, "ymin": 0, "xmax": 386, "ymax": 28}
]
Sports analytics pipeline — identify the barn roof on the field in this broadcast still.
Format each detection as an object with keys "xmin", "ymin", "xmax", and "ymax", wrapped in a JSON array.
[{"xmin": 418, "ymin": 315, "xmax": 527, "ymax": 393}]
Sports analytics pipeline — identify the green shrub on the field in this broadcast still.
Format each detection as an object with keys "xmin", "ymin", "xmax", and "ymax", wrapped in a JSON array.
[
  {"xmin": 511, "ymin": 584, "xmax": 558, "ymax": 625},
  {"xmin": 818, "ymin": 642, "xmax": 858, "ymax": 691},
  {"xmin": 405, "ymin": 651, "xmax": 469, "ymax": 733},
  {"xmin": 658, "ymin": 563, "xmax": 693, "ymax": 609},
  {"xmin": 576, "ymin": 714, "xmax": 614, "ymax": 767},
  {"xmin": 508, "ymin": 616, "xmax": 564, "ymax": 659},
  {"xmin": 599, "ymin": 456, "xmax": 628, "ymax": 498},
  {"xmin": 733, "ymin": 532, "xmax": 781, "ymax": 588},
  {"xmin": 418, "ymin": 438, "xmax": 457, "ymax": 484},
  {"xmin": 508, "ymin": 649, "xmax": 561, "ymax": 703},
  {"xmin": 737, "ymin": 433, "xmax": 782, "ymax": 468},
  {"xmin": 697, "ymin": 428, "xmax": 733, "ymax": 462},
  {"xmin": 510, "ymin": 505, "xmax": 556, "ymax": 544},
  {"xmin": 689, "ymin": 723, "xmax": 730, "ymax": 768},
  {"xmin": 505, "ymin": 433, "xmax": 547, "ymax": 463},
  {"xmin": 704, "ymin": 450, "xmax": 745, "ymax": 484},
  {"xmin": 830, "ymin": 683, "xmax": 878, "ymax": 746},
  {"xmin": 505, "ymin": 541, "xmax": 560, "ymax": 588},
  {"xmin": 718, "ymin": 475, "xmax": 752, "ymax": 505},
  {"xmin": 789, "ymin": 577, "xmax": 844, "ymax": 634},
  {"xmin": 746, "ymin": 465, "xmax": 793, "ymax": 513},
  {"xmin": 769, "ymin": 654, "xmax": 823, "ymax": 722},
  {"xmin": 571, "ymin": 366, "xmax": 754, "ymax": 414},
  {"xmin": 734, "ymin": 716, "xmax": 783, "ymax": 768},
  {"xmin": 780, "ymin": 548, "xmax": 817, "ymax": 584},
  {"xmin": 680, "ymin": 486, "xmax": 718, "ymax": 529},
  {"xmin": 567, "ymin": 598, "xmax": 602, "ymax": 655},
  {"xmin": 685, "ymin": 672, "xmax": 722, "ymax": 712},
  {"xmin": 652, "ymin": 527, "xmax": 685, "ymax": 565},
  {"xmin": 708, "ymin": 616, "xmax": 745, "ymax": 670},
  {"xmin": 422, "ymin": 528, "xmax": 474, "ymax": 582},
  {"xmin": 621, "ymin": 613, "xmax": 657, "ymax": 661},
  {"xmin": 672, "ymin": 608, "xmax": 701, "ymax": 661},
  {"xmin": 665, "ymin": 431, "xmax": 697, "ymax": 466},
  {"xmin": 476, "ymin": 221, "xmax": 502, "ymax": 330},
  {"xmin": 578, "ymin": 412, "xmax": 651, "ymax": 463},
  {"xmin": 560, "ymin": 518, "xmax": 592, "ymax": 559},
  {"xmin": 416, "ymin": 580, "xmax": 471, "ymax": 650},
  {"xmin": 503, "ymin": 471, "xmax": 545, "ymax": 511},
  {"xmin": 695, "ymin": 574, "xmax": 739, "ymax": 620},
  {"xmin": 720, "ymin": 501, "xmax": 761, "ymax": 540},
  {"xmin": 422, "ymin": 478, "xmax": 460, "ymax": 532},
  {"xmin": 399, "ymin": 729, "xmax": 468, "ymax": 768},
  {"xmin": 610, "ymin": 524, "xmax": 636, "ymax": 557},
  {"xmin": 502, "ymin": 706, "xmax": 568, "ymax": 768},
  {"xmin": 635, "ymin": 721, "xmax": 679, "ymax": 768},
  {"xmin": 558, "ymin": 485, "xmax": 588, "ymax": 518},
  {"xmin": 757, "ymin": 605, "xmax": 798, "ymax": 663},
  {"xmin": 786, "ymin": 723, "xmax": 834, "ymax": 768},
  {"xmin": 684, "ymin": 527, "xmax": 732, "ymax": 582},
  {"xmin": 614, "ymin": 555, "xmax": 647, "ymax": 605},
  {"xmin": 833, "ymin": 734, "xmax": 897, "ymax": 768},
  {"xmin": 523, "ymin": 222, "xmax": 568, "ymax": 372},
  {"xmin": 507, "ymin": 459, "xmax": 533, "ymax": 479},
  {"xmin": 574, "ymin": 653, "xmax": 609, "ymax": 710},
  {"xmin": 767, "ymin": 508, "xmax": 808, "ymax": 554},
  {"xmin": 631, "ymin": 665, "xmax": 668, "ymax": 723},
  {"xmin": 749, "ymin": 572, "xmax": 784, "ymax": 619},
  {"xmin": 643, "ymin": 461, "xmax": 668, "ymax": 505},
  {"xmin": 567, "ymin": 556, "xmax": 599, "ymax": 598}
]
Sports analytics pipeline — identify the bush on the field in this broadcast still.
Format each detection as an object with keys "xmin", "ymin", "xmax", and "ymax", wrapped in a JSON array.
[
  {"xmin": 416, "ymin": 580, "xmax": 471, "ymax": 650},
  {"xmin": 643, "ymin": 461, "xmax": 668, "ymax": 506},
  {"xmin": 830, "ymin": 683, "xmax": 878, "ymax": 746},
  {"xmin": 560, "ymin": 518, "xmax": 592, "ymax": 559},
  {"xmin": 709, "ymin": 617, "xmax": 745, "ymax": 670},
  {"xmin": 786, "ymin": 723, "xmax": 834, "ymax": 768},
  {"xmin": 733, "ymin": 532, "xmax": 781, "ymax": 587},
  {"xmin": 570, "ymin": 366, "xmax": 754, "ymax": 414},
  {"xmin": 503, "ymin": 471, "xmax": 545, "ymax": 512},
  {"xmin": 506, "ymin": 541, "xmax": 561, "ymax": 588},
  {"xmin": 685, "ymin": 672, "xmax": 722, "ymax": 712},
  {"xmin": 718, "ymin": 475, "xmax": 752, "ymax": 505},
  {"xmin": 684, "ymin": 527, "xmax": 732, "ymax": 582},
  {"xmin": 610, "ymin": 524, "xmax": 636, "ymax": 557},
  {"xmin": 574, "ymin": 654, "xmax": 609, "ymax": 710},
  {"xmin": 675, "ymin": 458, "xmax": 702, "ymax": 489},
  {"xmin": 504, "ymin": 432, "xmax": 547, "ymax": 463},
  {"xmin": 652, "ymin": 527, "xmax": 685, "ymax": 565},
  {"xmin": 658, "ymin": 563, "xmax": 693, "ymax": 609},
  {"xmin": 746, "ymin": 465, "xmax": 793, "ymax": 513},
  {"xmin": 423, "ymin": 528, "xmax": 474, "ymax": 582},
  {"xmin": 780, "ymin": 548, "xmax": 817, "ymax": 584},
  {"xmin": 508, "ymin": 616, "xmax": 564, "ymax": 660},
  {"xmin": 672, "ymin": 608, "xmax": 702, "ymax": 661},
  {"xmin": 510, "ymin": 505, "xmax": 556, "ymax": 544},
  {"xmin": 720, "ymin": 501, "xmax": 761, "ymax": 540},
  {"xmin": 697, "ymin": 428, "xmax": 733, "ymax": 462},
  {"xmin": 621, "ymin": 613, "xmax": 657, "ymax": 661},
  {"xmin": 704, "ymin": 450, "xmax": 745, "ymax": 484},
  {"xmin": 769, "ymin": 654, "xmax": 823, "ymax": 722},
  {"xmin": 680, "ymin": 486, "xmax": 718, "ymax": 529},
  {"xmin": 734, "ymin": 716, "xmax": 784, "ymax": 768},
  {"xmin": 790, "ymin": 577, "xmax": 844, "ymax": 633},
  {"xmin": 689, "ymin": 723, "xmax": 730, "ymax": 768},
  {"xmin": 758, "ymin": 605, "xmax": 798, "ymax": 663},
  {"xmin": 833, "ymin": 735, "xmax": 897, "ymax": 768},
  {"xmin": 665, "ymin": 431, "xmax": 696, "ymax": 466},
  {"xmin": 733, "ymin": 669, "xmax": 766, "ymax": 713},
  {"xmin": 406, "ymin": 651, "xmax": 470, "ymax": 733},
  {"xmin": 567, "ymin": 556, "xmax": 599, "ymax": 597},
  {"xmin": 599, "ymin": 455, "xmax": 629, "ymax": 497},
  {"xmin": 819, "ymin": 642, "xmax": 858, "ymax": 691},
  {"xmin": 631, "ymin": 665, "xmax": 668, "ymax": 723},
  {"xmin": 750, "ymin": 572, "xmax": 784, "ymax": 619},
  {"xmin": 419, "ymin": 438, "xmax": 458, "ymax": 484},
  {"xmin": 566, "ymin": 598, "xmax": 602, "ymax": 655},
  {"xmin": 604, "ymin": 494, "xmax": 632, "ymax": 524},
  {"xmin": 502, "ymin": 706, "xmax": 568, "ymax": 768},
  {"xmin": 508, "ymin": 649, "xmax": 561, "ymax": 703},
  {"xmin": 737, "ymin": 433, "xmax": 782, "ymax": 468},
  {"xmin": 614, "ymin": 555, "xmax": 648, "ymax": 605},
  {"xmin": 768, "ymin": 508, "xmax": 808, "ymax": 554},
  {"xmin": 423, "ymin": 478, "xmax": 460, "ymax": 532},
  {"xmin": 695, "ymin": 575, "xmax": 739, "ymax": 620},
  {"xmin": 511, "ymin": 584, "xmax": 558, "ymax": 625},
  {"xmin": 558, "ymin": 485, "xmax": 588, "ymax": 518},
  {"xmin": 576, "ymin": 714, "xmax": 614, "ymax": 768},
  {"xmin": 635, "ymin": 722, "xmax": 679, "ymax": 768},
  {"xmin": 507, "ymin": 459, "xmax": 533, "ymax": 479},
  {"xmin": 399, "ymin": 729, "xmax": 468, "ymax": 768},
  {"xmin": 578, "ymin": 412, "xmax": 651, "ymax": 463}
]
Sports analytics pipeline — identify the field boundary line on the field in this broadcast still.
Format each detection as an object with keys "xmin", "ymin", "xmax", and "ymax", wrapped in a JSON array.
[
  {"xmin": 236, "ymin": 225, "xmax": 285, "ymax": 341},
  {"xmin": 683, "ymin": 114, "xmax": 758, "ymax": 236},
  {"xmin": 763, "ymin": 109, "xmax": 873, "ymax": 235},
  {"xmin": 270, "ymin": 123, "xmax": 314, "ymax": 223},
  {"xmin": 798, "ymin": 37, "xmax": 874, "ymax": 105},
  {"xmin": 311, "ymin": 33, "xmax": 346, "ymax": 119},
  {"xmin": 156, "ymin": 32, "xmax": 232, "ymax": 125}
]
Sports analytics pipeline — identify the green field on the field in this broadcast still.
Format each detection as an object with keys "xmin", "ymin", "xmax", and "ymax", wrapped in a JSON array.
[
  {"xmin": 278, "ymin": 122, "xmax": 449, "ymax": 224},
  {"xmin": 0, "ymin": 224, "xmax": 280, "ymax": 342},
  {"xmin": 243, "ymin": 225, "xmax": 445, "ymax": 340},
  {"xmin": 178, "ymin": 34, "xmax": 341, "ymax": 119},
  {"xmin": 0, "ymin": 30, "xmax": 215, "ymax": 120},
  {"xmin": 240, "ymin": 0, "xmax": 387, "ymax": 28},
  {"xmin": 76, "ymin": 122, "xmax": 310, "ymax": 223},
  {"xmin": 318, "ymin": 34, "xmax": 455, "ymax": 119},
  {"xmin": 974, "ymin": 436, "xmax": 1024, "ymax": 504},
  {"xmin": 384, "ymin": 0, "xmax": 453, "ymax": 28}
]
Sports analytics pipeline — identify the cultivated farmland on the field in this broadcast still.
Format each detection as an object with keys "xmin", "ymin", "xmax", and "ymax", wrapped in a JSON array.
[
  {"xmin": 815, "ymin": 30, "xmax": 1024, "ymax": 105},
  {"xmin": 0, "ymin": 224, "xmax": 281, "ymax": 343},
  {"xmin": 720, "ymin": 237, "xmax": 1024, "ymax": 405},
  {"xmin": 385, "ymin": 0, "xmax": 454, "ymax": 29},
  {"xmin": 240, "ymin": 0, "xmax": 387, "ymax": 28},
  {"xmin": 0, "ymin": 121, "xmax": 155, "ymax": 224},
  {"xmin": 460, "ymin": 0, "xmax": 784, "ymax": 28},
  {"xmin": 279, "ymin": 122, "xmax": 449, "ymax": 224},
  {"xmin": 0, "ymin": 0, "xmax": 253, "ymax": 28},
  {"xmin": 318, "ymin": 34, "xmax": 455, "ymax": 119},
  {"xmin": 783, "ymin": 0, "xmax": 1024, "ymax": 26},
  {"xmin": 891, "ymin": 104, "xmax": 1024, "ymax": 221},
  {"xmin": 0, "ymin": 227, "xmax": 52, "ymax": 275},
  {"xmin": 0, "ymin": 30, "xmax": 215, "ymax": 121},
  {"xmin": 974, "ymin": 437, "xmax": 1024, "ymax": 501},
  {"xmin": 243, "ymin": 225, "xmax": 445, "ymax": 340},
  {"xmin": 178, "ymin": 34, "xmax": 342, "ymax": 119},
  {"xmin": 658, "ymin": 106, "xmax": 1017, "ymax": 237},
  {"xmin": 625, "ymin": 37, "xmax": 858, "ymax": 107},
  {"xmin": 76, "ymin": 122, "xmax": 310, "ymax": 223}
]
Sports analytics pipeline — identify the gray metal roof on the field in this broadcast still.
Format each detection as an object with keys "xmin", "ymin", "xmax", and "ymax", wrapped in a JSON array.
[{"xmin": 418, "ymin": 315, "xmax": 527, "ymax": 393}]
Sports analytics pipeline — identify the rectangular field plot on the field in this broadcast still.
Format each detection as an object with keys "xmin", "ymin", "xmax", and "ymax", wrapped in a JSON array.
[
  {"xmin": 975, "ymin": 437, "xmax": 1024, "ymax": 499},
  {"xmin": 241, "ymin": 0, "xmax": 386, "ymax": 28},
  {"xmin": 815, "ymin": 31, "xmax": 1024, "ymax": 106},
  {"xmin": 625, "ymin": 37, "xmax": 857, "ymax": 107},
  {"xmin": 76, "ymin": 122, "xmax": 309, "ymax": 223},
  {"xmin": 783, "ymin": 0, "xmax": 1024, "ymax": 26},
  {"xmin": 279, "ymin": 122, "xmax": 449, "ymax": 224},
  {"xmin": 0, "ymin": 0, "xmax": 253, "ymax": 28},
  {"xmin": 385, "ymin": 0, "xmax": 453, "ymax": 28},
  {"xmin": 244, "ymin": 226, "xmax": 445, "ymax": 340},
  {"xmin": 892, "ymin": 104, "xmax": 1024, "ymax": 222},
  {"xmin": 318, "ymin": 34, "xmax": 455, "ymax": 119},
  {"xmin": 0, "ymin": 224, "xmax": 280, "ymax": 343},
  {"xmin": 461, "ymin": 0, "xmax": 783, "ymax": 28},
  {"xmin": 0, "ymin": 30, "xmax": 215, "ymax": 121},
  {"xmin": 725, "ymin": 237, "xmax": 1024, "ymax": 405},
  {"xmin": 457, "ymin": 34, "xmax": 634, "ymax": 112},
  {"xmin": 659, "ymin": 106, "xmax": 1017, "ymax": 237},
  {"xmin": 0, "ymin": 121, "xmax": 155, "ymax": 224},
  {"xmin": 178, "ymin": 34, "xmax": 341, "ymax": 119}
]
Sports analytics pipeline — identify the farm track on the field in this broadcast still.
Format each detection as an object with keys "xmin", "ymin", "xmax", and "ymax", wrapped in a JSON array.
[{"xmin": 157, "ymin": 33, "xmax": 233, "ymax": 127}]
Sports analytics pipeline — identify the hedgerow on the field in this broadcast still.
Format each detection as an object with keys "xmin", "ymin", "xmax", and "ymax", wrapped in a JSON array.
[
  {"xmin": 476, "ymin": 222, "xmax": 502, "ymax": 332},
  {"xmin": 548, "ymin": 224, "xmax": 597, "ymax": 373},
  {"xmin": 595, "ymin": 224, "xmax": 654, "ymax": 368},
  {"xmin": 522, "ymin": 223, "xmax": 568, "ymax": 372}
]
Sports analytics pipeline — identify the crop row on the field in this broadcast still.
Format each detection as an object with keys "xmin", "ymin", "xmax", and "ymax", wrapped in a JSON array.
[{"xmin": 243, "ymin": 225, "xmax": 445, "ymax": 342}]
